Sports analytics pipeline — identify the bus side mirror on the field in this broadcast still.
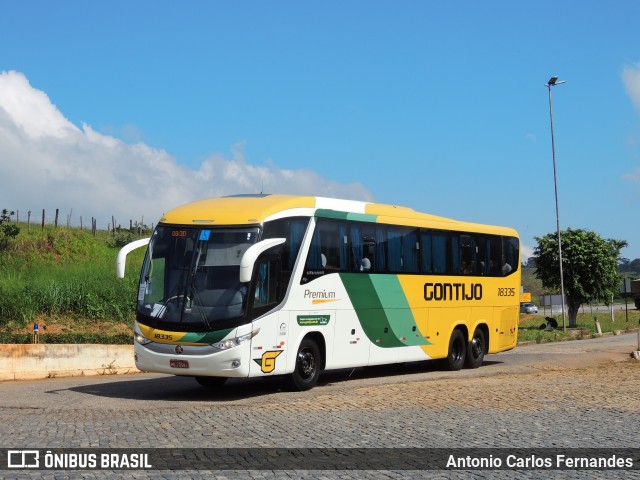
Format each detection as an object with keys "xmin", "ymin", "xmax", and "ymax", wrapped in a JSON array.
[
  {"xmin": 239, "ymin": 238, "xmax": 285, "ymax": 283},
  {"xmin": 116, "ymin": 238, "xmax": 151, "ymax": 278}
]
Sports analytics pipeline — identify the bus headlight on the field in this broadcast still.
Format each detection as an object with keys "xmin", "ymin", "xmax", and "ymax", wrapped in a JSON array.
[
  {"xmin": 212, "ymin": 329, "xmax": 259, "ymax": 351},
  {"xmin": 134, "ymin": 331, "xmax": 152, "ymax": 345}
]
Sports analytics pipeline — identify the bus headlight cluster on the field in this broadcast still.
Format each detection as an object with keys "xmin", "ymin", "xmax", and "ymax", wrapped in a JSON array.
[
  {"xmin": 134, "ymin": 331, "xmax": 152, "ymax": 345},
  {"xmin": 212, "ymin": 329, "xmax": 259, "ymax": 351}
]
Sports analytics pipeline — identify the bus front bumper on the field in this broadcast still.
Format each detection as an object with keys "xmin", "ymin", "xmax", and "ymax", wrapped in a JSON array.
[{"xmin": 133, "ymin": 341, "xmax": 252, "ymax": 378}]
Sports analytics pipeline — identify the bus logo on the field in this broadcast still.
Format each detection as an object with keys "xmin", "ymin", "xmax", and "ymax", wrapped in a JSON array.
[
  {"xmin": 8, "ymin": 450, "xmax": 39, "ymax": 468},
  {"xmin": 254, "ymin": 350, "xmax": 283, "ymax": 373},
  {"xmin": 424, "ymin": 282, "xmax": 483, "ymax": 301},
  {"xmin": 304, "ymin": 289, "xmax": 338, "ymax": 304}
]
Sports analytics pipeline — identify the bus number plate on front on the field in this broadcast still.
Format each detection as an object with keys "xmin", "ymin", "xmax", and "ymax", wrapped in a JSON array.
[{"xmin": 170, "ymin": 359, "xmax": 189, "ymax": 369}]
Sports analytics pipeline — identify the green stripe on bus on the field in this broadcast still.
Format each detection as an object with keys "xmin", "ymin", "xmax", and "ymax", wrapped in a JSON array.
[
  {"xmin": 315, "ymin": 209, "xmax": 378, "ymax": 223},
  {"xmin": 369, "ymin": 275, "xmax": 429, "ymax": 347},
  {"xmin": 340, "ymin": 274, "xmax": 431, "ymax": 348},
  {"xmin": 339, "ymin": 274, "xmax": 403, "ymax": 348},
  {"xmin": 177, "ymin": 328, "xmax": 234, "ymax": 344}
]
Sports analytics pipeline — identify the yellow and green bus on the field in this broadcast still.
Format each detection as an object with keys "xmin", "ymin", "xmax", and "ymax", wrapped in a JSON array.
[{"xmin": 117, "ymin": 194, "xmax": 520, "ymax": 390}]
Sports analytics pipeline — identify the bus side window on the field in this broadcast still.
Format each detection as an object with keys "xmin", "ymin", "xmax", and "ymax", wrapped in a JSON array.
[
  {"xmin": 459, "ymin": 234, "xmax": 475, "ymax": 275},
  {"xmin": 254, "ymin": 258, "xmax": 279, "ymax": 309},
  {"xmin": 502, "ymin": 236, "xmax": 519, "ymax": 276},
  {"xmin": 476, "ymin": 236, "xmax": 489, "ymax": 275},
  {"xmin": 402, "ymin": 229, "xmax": 419, "ymax": 273},
  {"xmin": 350, "ymin": 224, "xmax": 363, "ymax": 272},
  {"xmin": 488, "ymin": 236, "xmax": 502, "ymax": 276}
]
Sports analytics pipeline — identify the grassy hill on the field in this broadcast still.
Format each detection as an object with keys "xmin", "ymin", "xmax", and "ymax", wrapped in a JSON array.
[
  {"xmin": 0, "ymin": 224, "xmax": 146, "ymax": 343},
  {"xmin": 520, "ymin": 266, "xmax": 544, "ymax": 303}
]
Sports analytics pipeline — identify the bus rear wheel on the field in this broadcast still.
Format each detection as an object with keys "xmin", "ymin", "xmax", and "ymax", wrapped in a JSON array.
[
  {"xmin": 194, "ymin": 376, "xmax": 227, "ymax": 388},
  {"xmin": 446, "ymin": 329, "xmax": 466, "ymax": 371},
  {"xmin": 289, "ymin": 338, "xmax": 321, "ymax": 391},
  {"xmin": 465, "ymin": 327, "xmax": 486, "ymax": 369}
]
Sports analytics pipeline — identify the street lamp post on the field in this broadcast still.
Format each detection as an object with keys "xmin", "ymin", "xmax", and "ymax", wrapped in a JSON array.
[{"xmin": 545, "ymin": 76, "xmax": 567, "ymax": 331}]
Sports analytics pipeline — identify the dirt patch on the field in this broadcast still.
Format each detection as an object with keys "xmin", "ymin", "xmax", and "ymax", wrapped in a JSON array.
[{"xmin": 10, "ymin": 315, "xmax": 132, "ymax": 336}]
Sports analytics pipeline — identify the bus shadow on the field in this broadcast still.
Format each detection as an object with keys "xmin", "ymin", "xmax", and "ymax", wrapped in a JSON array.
[
  {"xmin": 318, "ymin": 359, "xmax": 504, "ymax": 385},
  {"xmin": 68, "ymin": 374, "xmax": 290, "ymax": 402},
  {"xmin": 68, "ymin": 359, "xmax": 506, "ymax": 402}
]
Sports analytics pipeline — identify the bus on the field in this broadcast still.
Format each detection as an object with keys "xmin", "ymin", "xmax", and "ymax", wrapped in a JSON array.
[{"xmin": 117, "ymin": 194, "xmax": 520, "ymax": 391}]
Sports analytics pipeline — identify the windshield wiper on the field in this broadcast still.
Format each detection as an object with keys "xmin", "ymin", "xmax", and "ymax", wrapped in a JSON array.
[{"xmin": 188, "ymin": 242, "xmax": 212, "ymax": 329}]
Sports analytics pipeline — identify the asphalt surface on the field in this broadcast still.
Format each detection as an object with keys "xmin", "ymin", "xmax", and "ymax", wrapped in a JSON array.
[{"xmin": 1, "ymin": 332, "xmax": 639, "ymax": 479}]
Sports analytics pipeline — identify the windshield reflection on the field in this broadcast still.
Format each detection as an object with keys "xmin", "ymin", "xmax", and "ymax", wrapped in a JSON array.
[{"xmin": 137, "ymin": 226, "xmax": 259, "ymax": 329}]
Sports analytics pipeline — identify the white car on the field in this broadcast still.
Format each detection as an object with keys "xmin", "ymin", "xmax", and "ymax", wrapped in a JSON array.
[{"xmin": 520, "ymin": 302, "xmax": 538, "ymax": 314}]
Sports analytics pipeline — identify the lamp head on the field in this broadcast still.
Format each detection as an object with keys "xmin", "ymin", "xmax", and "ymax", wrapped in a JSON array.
[{"xmin": 546, "ymin": 76, "xmax": 565, "ymax": 87}]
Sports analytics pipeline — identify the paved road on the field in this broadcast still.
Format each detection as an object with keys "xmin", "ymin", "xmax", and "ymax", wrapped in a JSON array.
[{"xmin": 1, "ymin": 333, "xmax": 639, "ymax": 479}]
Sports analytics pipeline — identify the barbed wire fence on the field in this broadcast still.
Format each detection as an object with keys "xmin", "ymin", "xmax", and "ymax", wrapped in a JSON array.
[{"xmin": 11, "ymin": 209, "xmax": 153, "ymax": 236}]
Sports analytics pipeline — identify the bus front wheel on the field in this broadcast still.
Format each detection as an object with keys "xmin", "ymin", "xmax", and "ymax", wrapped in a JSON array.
[
  {"xmin": 289, "ymin": 338, "xmax": 321, "ymax": 391},
  {"xmin": 465, "ymin": 327, "xmax": 486, "ymax": 369},
  {"xmin": 446, "ymin": 329, "xmax": 466, "ymax": 371}
]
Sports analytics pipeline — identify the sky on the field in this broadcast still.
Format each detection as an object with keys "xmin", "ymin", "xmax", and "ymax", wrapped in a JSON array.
[{"xmin": 1, "ymin": 1, "xmax": 639, "ymax": 261}]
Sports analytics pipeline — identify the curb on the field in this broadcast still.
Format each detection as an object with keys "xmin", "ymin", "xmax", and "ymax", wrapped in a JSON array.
[{"xmin": 0, "ymin": 344, "xmax": 136, "ymax": 382}]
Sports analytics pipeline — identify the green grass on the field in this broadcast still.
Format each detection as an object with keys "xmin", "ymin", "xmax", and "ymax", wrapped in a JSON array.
[
  {"xmin": 519, "ymin": 265, "xmax": 639, "ymax": 343},
  {"xmin": 518, "ymin": 309, "xmax": 640, "ymax": 343},
  {"xmin": 0, "ymin": 225, "xmax": 146, "ymax": 342}
]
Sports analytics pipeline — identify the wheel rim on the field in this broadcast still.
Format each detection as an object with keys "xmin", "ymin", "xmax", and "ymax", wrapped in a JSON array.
[
  {"xmin": 451, "ymin": 339, "xmax": 464, "ymax": 363},
  {"xmin": 470, "ymin": 334, "xmax": 484, "ymax": 359},
  {"xmin": 297, "ymin": 348, "xmax": 316, "ymax": 380}
]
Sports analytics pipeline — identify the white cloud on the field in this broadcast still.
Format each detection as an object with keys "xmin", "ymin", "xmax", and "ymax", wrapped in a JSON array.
[
  {"xmin": 0, "ymin": 71, "xmax": 374, "ymax": 228},
  {"xmin": 520, "ymin": 243, "xmax": 534, "ymax": 263},
  {"xmin": 622, "ymin": 63, "xmax": 640, "ymax": 113},
  {"xmin": 623, "ymin": 168, "xmax": 640, "ymax": 183}
]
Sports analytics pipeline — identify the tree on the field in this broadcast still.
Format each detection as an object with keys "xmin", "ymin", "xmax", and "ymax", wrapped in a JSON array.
[
  {"xmin": 0, "ymin": 209, "xmax": 20, "ymax": 250},
  {"xmin": 619, "ymin": 257, "xmax": 640, "ymax": 274},
  {"xmin": 532, "ymin": 228, "xmax": 627, "ymax": 327}
]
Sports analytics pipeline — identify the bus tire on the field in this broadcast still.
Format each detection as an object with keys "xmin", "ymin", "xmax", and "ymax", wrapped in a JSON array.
[
  {"xmin": 289, "ymin": 338, "xmax": 321, "ymax": 391},
  {"xmin": 194, "ymin": 376, "xmax": 227, "ymax": 388},
  {"xmin": 446, "ymin": 329, "xmax": 466, "ymax": 371},
  {"xmin": 465, "ymin": 327, "xmax": 486, "ymax": 369}
]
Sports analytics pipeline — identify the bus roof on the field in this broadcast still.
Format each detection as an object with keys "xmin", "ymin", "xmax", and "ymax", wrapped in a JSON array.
[{"xmin": 159, "ymin": 194, "xmax": 518, "ymax": 236}]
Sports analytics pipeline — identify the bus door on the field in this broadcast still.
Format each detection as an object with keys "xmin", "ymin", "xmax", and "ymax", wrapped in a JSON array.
[
  {"xmin": 249, "ymin": 310, "xmax": 290, "ymax": 377},
  {"xmin": 247, "ymin": 256, "xmax": 290, "ymax": 377}
]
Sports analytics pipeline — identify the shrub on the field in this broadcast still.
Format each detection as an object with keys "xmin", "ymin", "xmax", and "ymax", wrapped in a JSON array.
[{"xmin": 0, "ymin": 209, "xmax": 20, "ymax": 251}]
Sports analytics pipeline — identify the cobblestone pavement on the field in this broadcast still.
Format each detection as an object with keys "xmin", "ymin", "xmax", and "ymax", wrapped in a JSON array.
[{"xmin": 1, "ymin": 333, "xmax": 639, "ymax": 479}]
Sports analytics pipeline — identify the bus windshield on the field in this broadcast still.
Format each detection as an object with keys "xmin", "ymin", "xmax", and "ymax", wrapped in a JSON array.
[{"xmin": 137, "ymin": 226, "xmax": 260, "ymax": 329}]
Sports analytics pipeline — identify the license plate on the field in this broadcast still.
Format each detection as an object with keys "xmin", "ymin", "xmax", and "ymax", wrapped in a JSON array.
[{"xmin": 170, "ymin": 359, "xmax": 189, "ymax": 369}]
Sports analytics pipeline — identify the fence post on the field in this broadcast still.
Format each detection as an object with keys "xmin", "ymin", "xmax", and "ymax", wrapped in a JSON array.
[
  {"xmin": 54, "ymin": 208, "xmax": 59, "ymax": 228},
  {"xmin": 27, "ymin": 210, "xmax": 31, "ymax": 233},
  {"xmin": 41, "ymin": 209, "xmax": 45, "ymax": 230}
]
